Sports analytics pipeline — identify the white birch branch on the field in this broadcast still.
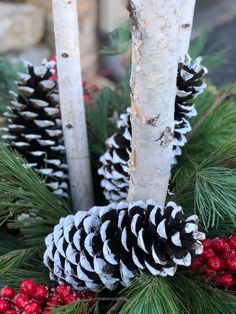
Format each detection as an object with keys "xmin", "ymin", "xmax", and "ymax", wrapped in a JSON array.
[
  {"xmin": 52, "ymin": 0, "xmax": 94, "ymax": 211},
  {"xmin": 127, "ymin": 0, "xmax": 180, "ymax": 206},
  {"xmin": 99, "ymin": 0, "xmax": 125, "ymax": 33},
  {"xmin": 178, "ymin": 0, "xmax": 196, "ymax": 59}
]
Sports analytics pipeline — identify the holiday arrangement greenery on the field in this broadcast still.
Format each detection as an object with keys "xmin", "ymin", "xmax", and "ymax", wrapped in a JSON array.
[{"xmin": 0, "ymin": 0, "xmax": 235, "ymax": 313}]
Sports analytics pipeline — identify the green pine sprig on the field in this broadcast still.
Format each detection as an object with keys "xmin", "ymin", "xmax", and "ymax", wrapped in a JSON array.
[
  {"xmin": 0, "ymin": 57, "xmax": 24, "ymax": 114},
  {"xmin": 119, "ymin": 274, "xmax": 182, "ymax": 314},
  {"xmin": 170, "ymin": 84, "xmax": 236, "ymax": 234},
  {"xmin": 119, "ymin": 273, "xmax": 236, "ymax": 314}
]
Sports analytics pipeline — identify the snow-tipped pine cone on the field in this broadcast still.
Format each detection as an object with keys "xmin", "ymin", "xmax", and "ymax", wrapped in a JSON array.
[
  {"xmin": 1, "ymin": 60, "xmax": 69, "ymax": 198},
  {"xmin": 98, "ymin": 56, "xmax": 207, "ymax": 202},
  {"xmin": 43, "ymin": 200, "xmax": 205, "ymax": 292}
]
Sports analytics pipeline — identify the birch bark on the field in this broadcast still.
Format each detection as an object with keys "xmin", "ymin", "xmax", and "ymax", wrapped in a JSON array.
[
  {"xmin": 52, "ymin": 0, "xmax": 94, "ymax": 211},
  {"xmin": 127, "ymin": 0, "xmax": 180, "ymax": 206},
  {"xmin": 178, "ymin": 0, "xmax": 196, "ymax": 59}
]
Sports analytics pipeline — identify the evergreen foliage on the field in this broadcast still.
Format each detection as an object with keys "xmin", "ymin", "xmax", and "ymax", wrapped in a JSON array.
[
  {"xmin": 0, "ymin": 57, "xmax": 24, "ymax": 114},
  {"xmin": 0, "ymin": 26, "xmax": 235, "ymax": 313}
]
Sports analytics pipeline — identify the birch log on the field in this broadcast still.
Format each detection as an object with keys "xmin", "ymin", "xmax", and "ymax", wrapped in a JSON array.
[
  {"xmin": 52, "ymin": 0, "xmax": 94, "ymax": 211},
  {"xmin": 178, "ymin": 0, "xmax": 196, "ymax": 59},
  {"xmin": 127, "ymin": 0, "xmax": 180, "ymax": 206}
]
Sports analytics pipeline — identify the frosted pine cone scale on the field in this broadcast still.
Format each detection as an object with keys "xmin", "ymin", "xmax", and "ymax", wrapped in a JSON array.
[{"xmin": 44, "ymin": 200, "xmax": 205, "ymax": 291}]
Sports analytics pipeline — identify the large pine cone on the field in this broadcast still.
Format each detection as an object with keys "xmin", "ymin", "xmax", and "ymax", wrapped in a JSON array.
[
  {"xmin": 98, "ymin": 56, "xmax": 207, "ymax": 202},
  {"xmin": 1, "ymin": 60, "xmax": 69, "ymax": 198},
  {"xmin": 43, "ymin": 200, "xmax": 205, "ymax": 292}
]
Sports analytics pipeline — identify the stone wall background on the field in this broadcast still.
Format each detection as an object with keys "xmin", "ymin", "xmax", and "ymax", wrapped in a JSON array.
[
  {"xmin": 1, "ymin": 0, "xmax": 236, "ymax": 80},
  {"xmin": 27, "ymin": 0, "xmax": 98, "ymax": 76}
]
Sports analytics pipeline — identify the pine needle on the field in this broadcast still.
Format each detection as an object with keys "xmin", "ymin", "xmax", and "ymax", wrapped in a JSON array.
[
  {"xmin": 119, "ymin": 274, "xmax": 182, "ymax": 314},
  {"xmin": 52, "ymin": 300, "xmax": 90, "ymax": 314},
  {"xmin": 171, "ymin": 273, "xmax": 236, "ymax": 314},
  {"xmin": 195, "ymin": 167, "xmax": 236, "ymax": 230},
  {"xmin": 0, "ymin": 247, "xmax": 38, "ymax": 275},
  {"xmin": 0, "ymin": 145, "xmax": 71, "ymax": 221},
  {"xmin": 0, "ymin": 57, "xmax": 24, "ymax": 113}
]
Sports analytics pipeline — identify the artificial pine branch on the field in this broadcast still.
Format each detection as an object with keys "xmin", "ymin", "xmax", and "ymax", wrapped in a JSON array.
[
  {"xmin": 195, "ymin": 167, "xmax": 236, "ymax": 230},
  {"xmin": 192, "ymin": 82, "xmax": 236, "ymax": 132},
  {"xmin": 0, "ymin": 145, "xmax": 71, "ymax": 220},
  {"xmin": 0, "ymin": 146, "xmax": 73, "ymax": 251},
  {"xmin": 119, "ymin": 274, "xmax": 182, "ymax": 314},
  {"xmin": 0, "ymin": 247, "xmax": 39, "ymax": 276},
  {"xmin": 52, "ymin": 300, "xmax": 90, "ymax": 314},
  {"xmin": 120, "ymin": 272, "xmax": 236, "ymax": 314},
  {"xmin": 0, "ymin": 57, "xmax": 24, "ymax": 114}
]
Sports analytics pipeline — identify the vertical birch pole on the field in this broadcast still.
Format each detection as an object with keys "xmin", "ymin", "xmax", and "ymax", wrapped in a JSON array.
[
  {"xmin": 52, "ymin": 0, "xmax": 94, "ymax": 211},
  {"xmin": 127, "ymin": 0, "xmax": 180, "ymax": 206},
  {"xmin": 178, "ymin": 0, "xmax": 196, "ymax": 59}
]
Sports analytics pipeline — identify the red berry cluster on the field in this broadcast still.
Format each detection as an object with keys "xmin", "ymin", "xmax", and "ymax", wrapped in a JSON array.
[
  {"xmin": 191, "ymin": 235, "xmax": 236, "ymax": 289},
  {"xmin": 83, "ymin": 81, "xmax": 99, "ymax": 107},
  {"xmin": 0, "ymin": 280, "xmax": 96, "ymax": 314}
]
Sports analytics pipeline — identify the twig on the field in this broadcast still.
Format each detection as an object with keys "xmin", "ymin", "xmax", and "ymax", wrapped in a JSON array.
[
  {"xmin": 106, "ymin": 297, "xmax": 127, "ymax": 314},
  {"xmin": 192, "ymin": 82, "xmax": 236, "ymax": 133},
  {"xmin": 52, "ymin": 0, "xmax": 94, "ymax": 211}
]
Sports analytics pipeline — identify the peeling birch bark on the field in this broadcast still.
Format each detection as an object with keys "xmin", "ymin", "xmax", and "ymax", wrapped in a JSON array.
[
  {"xmin": 178, "ymin": 0, "xmax": 196, "ymax": 59},
  {"xmin": 127, "ymin": 0, "xmax": 180, "ymax": 206},
  {"xmin": 52, "ymin": 0, "xmax": 94, "ymax": 211}
]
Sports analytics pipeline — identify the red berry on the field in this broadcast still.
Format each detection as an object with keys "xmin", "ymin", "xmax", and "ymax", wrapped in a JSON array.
[
  {"xmin": 24, "ymin": 301, "xmax": 41, "ymax": 314},
  {"xmin": 191, "ymin": 257, "xmax": 204, "ymax": 272},
  {"xmin": 14, "ymin": 294, "xmax": 29, "ymax": 310},
  {"xmin": 46, "ymin": 300, "xmax": 60, "ymax": 310},
  {"xmin": 221, "ymin": 235, "xmax": 229, "ymax": 242},
  {"xmin": 33, "ymin": 285, "xmax": 49, "ymax": 303},
  {"xmin": 228, "ymin": 235, "xmax": 236, "ymax": 250},
  {"xmin": 84, "ymin": 291, "xmax": 96, "ymax": 299},
  {"xmin": 0, "ymin": 286, "xmax": 15, "ymax": 299},
  {"xmin": 84, "ymin": 94, "xmax": 92, "ymax": 105},
  {"xmin": 208, "ymin": 257, "xmax": 222, "ymax": 271},
  {"xmin": 204, "ymin": 268, "xmax": 217, "ymax": 282},
  {"xmin": 219, "ymin": 259, "xmax": 227, "ymax": 271},
  {"xmin": 64, "ymin": 294, "xmax": 77, "ymax": 305},
  {"xmin": 211, "ymin": 238, "xmax": 226, "ymax": 251},
  {"xmin": 76, "ymin": 292, "xmax": 84, "ymax": 299},
  {"xmin": 202, "ymin": 239, "xmax": 212, "ymax": 248},
  {"xmin": 20, "ymin": 279, "xmax": 37, "ymax": 297},
  {"xmin": 5, "ymin": 311, "xmax": 17, "ymax": 314},
  {"xmin": 222, "ymin": 242, "xmax": 230, "ymax": 251},
  {"xmin": 82, "ymin": 291, "xmax": 96, "ymax": 307},
  {"xmin": 90, "ymin": 84, "xmax": 98, "ymax": 91},
  {"xmin": 218, "ymin": 272, "xmax": 234, "ymax": 288},
  {"xmin": 201, "ymin": 248, "xmax": 215, "ymax": 260},
  {"xmin": 56, "ymin": 285, "xmax": 73, "ymax": 301},
  {"xmin": 48, "ymin": 292, "xmax": 61, "ymax": 303},
  {"xmin": 223, "ymin": 248, "xmax": 236, "ymax": 260},
  {"xmin": 226, "ymin": 256, "xmax": 236, "ymax": 271},
  {"xmin": 0, "ymin": 299, "xmax": 11, "ymax": 313},
  {"xmin": 46, "ymin": 293, "xmax": 61, "ymax": 308}
]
